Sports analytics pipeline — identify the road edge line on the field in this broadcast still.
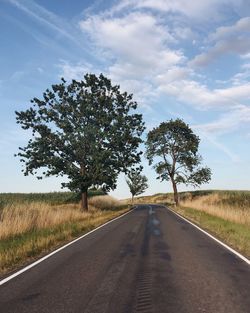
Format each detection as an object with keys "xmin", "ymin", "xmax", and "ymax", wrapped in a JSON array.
[
  {"xmin": 166, "ymin": 206, "xmax": 250, "ymax": 266},
  {"xmin": 0, "ymin": 208, "xmax": 134, "ymax": 286}
]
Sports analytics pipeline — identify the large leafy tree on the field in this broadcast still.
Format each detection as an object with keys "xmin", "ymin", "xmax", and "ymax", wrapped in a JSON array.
[
  {"xmin": 16, "ymin": 73, "xmax": 145, "ymax": 210},
  {"xmin": 145, "ymin": 119, "xmax": 211, "ymax": 205},
  {"xmin": 126, "ymin": 167, "xmax": 148, "ymax": 205}
]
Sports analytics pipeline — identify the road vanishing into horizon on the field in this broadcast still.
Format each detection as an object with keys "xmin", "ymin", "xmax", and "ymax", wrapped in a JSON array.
[{"xmin": 0, "ymin": 204, "xmax": 250, "ymax": 313}]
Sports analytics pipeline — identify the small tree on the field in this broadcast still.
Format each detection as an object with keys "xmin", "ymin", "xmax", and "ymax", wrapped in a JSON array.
[
  {"xmin": 15, "ymin": 74, "xmax": 145, "ymax": 211},
  {"xmin": 145, "ymin": 119, "xmax": 211, "ymax": 206},
  {"xmin": 126, "ymin": 167, "xmax": 148, "ymax": 205}
]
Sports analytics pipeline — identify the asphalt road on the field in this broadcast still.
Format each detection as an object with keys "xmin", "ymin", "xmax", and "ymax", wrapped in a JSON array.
[{"xmin": 0, "ymin": 204, "xmax": 250, "ymax": 313}]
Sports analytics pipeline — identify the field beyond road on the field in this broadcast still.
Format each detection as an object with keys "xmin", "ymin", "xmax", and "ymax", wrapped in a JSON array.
[
  {"xmin": 126, "ymin": 190, "xmax": 250, "ymax": 258},
  {"xmin": 0, "ymin": 192, "xmax": 129, "ymax": 276}
]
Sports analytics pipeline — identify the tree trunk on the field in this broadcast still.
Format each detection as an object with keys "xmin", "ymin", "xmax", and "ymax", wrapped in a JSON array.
[
  {"xmin": 131, "ymin": 195, "xmax": 134, "ymax": 206},
  {"xmin": 171, "ymin": 179, "xmax": 179, "ymax": 206},
  {"xmin": 81, "ymin": 190, "xmax": 88, "ymax": 211}
]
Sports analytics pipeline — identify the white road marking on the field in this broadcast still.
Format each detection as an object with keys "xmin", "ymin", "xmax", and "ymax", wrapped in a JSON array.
[
  {"xmin": 153, "ymin": 229, "xmax": 161, "ymax": 236},
  {"xmin": 152, "ymin": 217, "xmax": 160, "ymax": 226},
  {"xmin": 149, "ymin": 206, "xmax": 155, "ymax": 215},
  {"xmin": 0, "ymin": 209, "xmax": 134, "ymax": 287},
  {"xmin": 166, "ymin": 207, "xmax": 250, "ymax": 266}
]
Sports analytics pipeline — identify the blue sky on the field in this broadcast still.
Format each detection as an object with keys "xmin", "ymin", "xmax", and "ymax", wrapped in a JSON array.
[{"xmin": 1, "ymin": 0, "xmax": 250, "ymax": 199}]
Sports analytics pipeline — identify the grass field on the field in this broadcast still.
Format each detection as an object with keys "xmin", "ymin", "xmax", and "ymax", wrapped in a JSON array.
[
  {"xmin": 0, "ymin": 189, "xmax": 105, "ymax": 207},
  {"xmin": 0, "ymin": 193, "xmax": 128, "ymax": 276},
  {"xmin": 129, "ymin": 190, "xmax": 250, "ymax": 258},
  {"xmin": 179, "ymin": 190, "xmax": 250, "ymax": 225}
]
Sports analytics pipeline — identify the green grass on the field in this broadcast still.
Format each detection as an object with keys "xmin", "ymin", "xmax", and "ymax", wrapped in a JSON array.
[
  {"xmin": 171, "ymin": 205, "xmax": 250, "ymax": 258},
  {"xmin": 0, "ymin": 189, "xmax": 106, "ymax": 208}
]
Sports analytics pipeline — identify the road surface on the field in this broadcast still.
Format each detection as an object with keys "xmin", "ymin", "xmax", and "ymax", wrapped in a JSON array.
[{"xmin": 0, "ymin": 204, "xmax": 250, "ymax": 313}]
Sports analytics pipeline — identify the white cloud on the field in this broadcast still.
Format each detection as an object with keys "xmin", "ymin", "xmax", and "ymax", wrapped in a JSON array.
[
  {"xmin": 79, "ymin": 11, "xmax": 186, "ymax": 104},
  {"xmin": 77, "ymin": 1, "xmax": 250, "ymax": 112},
  {"xmin": 214, "ymin": 62, "xmax": 250, "ymax": 85},
  {"xmin": 195, "ymin": 105, "xmax": 250, "ymax": 135},
  {"xmin": 78, "ymin": 5, "xmax": 250, "ymax": 117},
  {"xmin": 190, "ymin": 38, "xmax": 250, "ymax": 67},
  {"xmin": 135, "ymin": 0, "xmax": 224, "ymax": 19},
  {"xmin": 157, "ymin": 79, "xmax": 217, "ymax": 109},
  {"xmin": 75, "ymin": 1, "xmax": 250, "ymax": 161},
  {"xmin": 58, "ymin": 60, "xmax": 95, "ymax": 80},
  {"xmin": 158, "ymin": 77, "xmax": 250, "ymax": 110},
  {"xmin": 242, "ymin": 63, "xmax": 250, "ymax": 69},
  {"xmin": 230, "ymin": 65, "xmax": 250, "ymax": 85},
  {"xmin": 78, "ymin": 3, "xmax": 250, "ymax": 107},
  {"xmin": 112, "ymin": 0, "xmax": 249, "ymax": 21},
  {"xmin": 80, "ymin": 12, "xmax": 184, "ymax": 73},
  {"xmin": 241, "ymin": 52, "xmax": 250, "ymax": 59},
  {"xmin": 190, "ymin": 17, "xmax": 250, "ymax": 67},
  {"xmin": 173, "ymin": 27, "xmax": 194, "ymax": 40},
  {"xmin": 209, "ymin": 17, "xmax": 250, "ymax": 42},
  {"xmin": 155, "ymin": 67, "xmax": 190, "ymax": 84},
  {"xmin": 215, "ymin": 83, "xmax": 250, "ymax": 100}
]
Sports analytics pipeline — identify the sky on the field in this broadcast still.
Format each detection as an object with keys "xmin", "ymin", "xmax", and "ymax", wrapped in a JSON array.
[{"xmin": 1, "ymin": 0, "xmax": 250, "ymax": 199}]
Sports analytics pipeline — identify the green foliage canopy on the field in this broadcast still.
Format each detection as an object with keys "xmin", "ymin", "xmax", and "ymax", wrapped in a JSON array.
[
  {"xmin": 145, "ymin": 119, "xmax": 211, "ymax": 204},
  {"xmin": 126, "ymin": 167, "xmax": 148, "ymax": 199},
  {"xmin": 15, "ymin": 74, "xmax": 145, "ymax": 197}
]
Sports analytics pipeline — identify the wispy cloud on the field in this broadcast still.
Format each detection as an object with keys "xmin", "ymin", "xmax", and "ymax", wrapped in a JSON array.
[
  {"xmin": 208, "ymin": 17, "xmax": 250, "ymax": 42},
  {"xmin": 114, "ymin": 0, "xmax": 229, "ymax": 19},
  {"xmin": 198, "ymin": 130, "xmax": 241, "ymax": 163},
  {"xmin": 7, "ymin": 0, "xmax": 92, "ymax": 57},
  {"xmin": 111, "ymin": 0, "xmax": 248, "ymax": 21},
  {"xmin": 190, "ymin": 17, "xmax": 250, "ymax": 67},
  {"xmin": 157, "ymin": 76, "xmax": 250, "ymax": 111},
  {"xmin": 194, "ymin": 105, "xmax": 250, "ymax": 135},
  {"xmin": 58, "ymin": 60, "xmax": 96, "ymax": 80},
  {"xmin": 9, "ymin": 0, "xmax": 75, "ymax": 42},
  {"xmin": 190, "ymin": 38, "xmax": 250, "ymax": 68}
]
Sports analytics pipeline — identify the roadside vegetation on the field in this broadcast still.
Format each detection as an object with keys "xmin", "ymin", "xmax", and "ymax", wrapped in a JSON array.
[
  {"xmin": 0, "ymin": 190, "xmax": 105, "ymax": 207},
  {"xmin": 179, "ymin": 190, "xmax": 250, "ymax": 225},
  {"xmin": 128, "ymin": 190, "xmax": 250, "ymax": 258},
  {"xmin": 0, "ymin": 193, "xmax": 128, "ymax": 276}
]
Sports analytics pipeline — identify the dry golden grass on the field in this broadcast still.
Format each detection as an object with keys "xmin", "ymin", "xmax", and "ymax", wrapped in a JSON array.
[
  {"xmin": 88, "ymin": 195, "xmax": 120, "ymax": 210},
  {"xmin": 0, "ymin": 195, "xmax": 120, "ymax": 240},
  {"xmin": 180, "ymin": 193, "xmax": 250, "ymax": 225},
  {"xmin": 0, "ymin": 202, "xmax": 89, "ymax": 240},
  {"xmin": 0, "ymin": 195, "xmax": 129, "ymax": 275},
  {"xmin": 121, "ymin": 193, "xmax": 173, "ymax": 206}
]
